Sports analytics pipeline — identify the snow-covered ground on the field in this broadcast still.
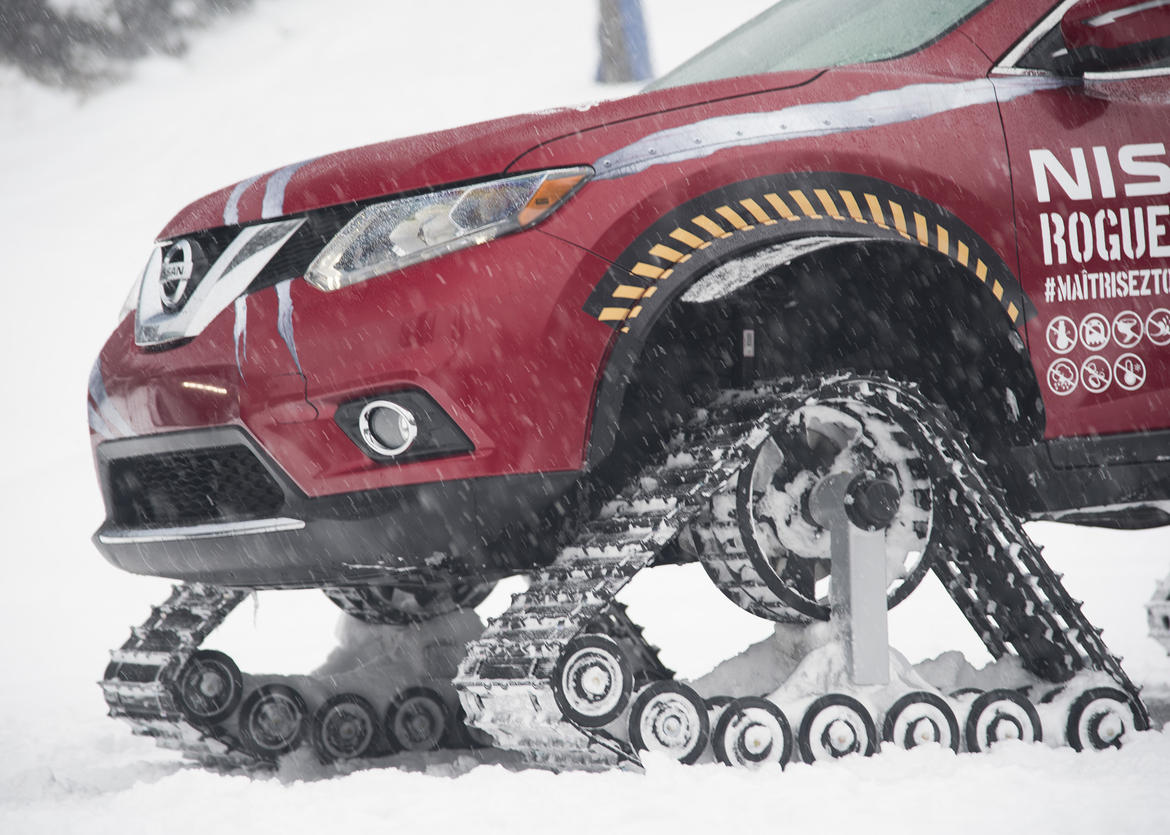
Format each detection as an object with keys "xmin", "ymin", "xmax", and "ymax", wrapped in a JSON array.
[{"xmin": 1, "ymin": 1, "xmax": 1169, "ymax": 832}]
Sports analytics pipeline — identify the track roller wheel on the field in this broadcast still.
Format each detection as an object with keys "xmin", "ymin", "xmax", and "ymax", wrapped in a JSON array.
[
  {"xmin": 798, "ymin": 694, "xmax": 878, "ymax": 762},
  {"xmin": 712, "ymin": 697, "xmax": 793, "ymax": 768},
  {"xmin": 552, "ymin": 635, "xmax": 632, "ymax": 728},
  {"xmin": 1066, "ymin": 687, "xmax": 1149, "ymax": 751},
  {"xmin": 628, "ymin": 681, "xmax": 710, "ymax": 765},
  {"xmin": 174, "ymin": 649, "xmax": 243, "ymax": 726},
  {"xmin": 238, "ymin": 684, "xmax": 308, "ymax": 759},
  {"xmin": 385, "ymin": 687, "xmax": 448, "ymax": 752},
  {"xmin": 965, "ymin": 689, "xmax": 1042, "ymax": 752},
  {"xmin": 311, "ymin": 693, "xmax": 379, "ymax": 763},
  {"xmin": 882, "ymin": 691, "xmax": 960, "ymax": 752}
]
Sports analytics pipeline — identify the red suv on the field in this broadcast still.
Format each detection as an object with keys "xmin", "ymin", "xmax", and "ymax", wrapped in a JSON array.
[{"xmin": 94, "ymin": 0, "xmax": 1168, "ymax": 766}]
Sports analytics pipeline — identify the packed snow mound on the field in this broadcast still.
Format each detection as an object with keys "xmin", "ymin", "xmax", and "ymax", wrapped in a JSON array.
[
  {"xmin": 693, "ymin": 623, "xmax": 1009, "ymax": 707},
  {"xmin": 766, "ymin": 636, "xmax": 934, "ymax": 706},
  {"xmin": 316, "ymin": 609, "xmax": 484, "ymax": 679}
]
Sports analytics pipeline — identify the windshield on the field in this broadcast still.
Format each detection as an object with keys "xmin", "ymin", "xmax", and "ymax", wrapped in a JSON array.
[{"xmin": 647, "ymin": 0, "xmax": 992, "ymax": 90}]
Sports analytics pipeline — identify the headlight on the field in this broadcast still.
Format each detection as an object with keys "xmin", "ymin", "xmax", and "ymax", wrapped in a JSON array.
[{"xmin": 304, "ymin": 167, "xmax": 591, "ymax": 292}]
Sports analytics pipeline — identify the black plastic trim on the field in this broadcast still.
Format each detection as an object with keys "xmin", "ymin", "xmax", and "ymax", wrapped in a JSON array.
[
  {"xmin": 1046, "ymin": 429, "xmax": 1170, "ymax": 469},
  {"xmin": 583, "ymin": 171, "xmax": 1031, "ymax": 468},
  {"xmin": 93, "ymin": 426, "xmax": 579, "ymax": 587},
  {"xmin": 334, "ymin": 389, "xmax": 473, "ymax": 464},
  {"xmin": 997, "ymin": 434, "xmax": 1170, "ymax": 525}
]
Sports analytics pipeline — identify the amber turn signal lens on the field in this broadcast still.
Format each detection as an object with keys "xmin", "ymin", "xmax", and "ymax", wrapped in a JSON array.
[{"xmin": 518, "ymin": 173, "xmax": 588, "ymax": 226}]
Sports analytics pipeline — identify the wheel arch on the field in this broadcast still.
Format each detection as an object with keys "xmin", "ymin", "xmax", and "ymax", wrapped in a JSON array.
[{"xmin": 583, "ymin": 171, "xmax": 1043, "ymax": 469}]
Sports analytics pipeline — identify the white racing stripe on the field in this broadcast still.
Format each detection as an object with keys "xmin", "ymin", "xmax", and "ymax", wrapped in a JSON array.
[
  {"xmin": 87, "ymin": 403, "xmax": 114, "ymax": 440},
  {"xmin": 233, "ymin": 295, "xmax": 248, "ymax": 378},
  {"xmin": 1086, "ymin": 0, "xmax": 1170, "ymax": 27},
  {"xmin": 593, "ymin": 77, "xmax": 1068, "ymax": 181},
  {"xmin": 262, "ymin": 159, "xmax": 315, "ymax": 219},
  {"xmin": 276, "ymin": 279, "xmax": 302, "ymax": 373},
  {"xmin": 88, "ymin": 358, "xmax": 135, "ymax": 438},
  {"xmin": 223, "ymin": 173, "xmax": 263, "ymax": 225}
]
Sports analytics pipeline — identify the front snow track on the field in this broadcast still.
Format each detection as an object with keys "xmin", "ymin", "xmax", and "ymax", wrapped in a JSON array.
[
  {"xmin": 454, "ymin": 376, "xmax": 1148, "ymax": 769},
  {"xmin": 102, "ymin": 376, "xmax": 1150, "ymax": 773}
]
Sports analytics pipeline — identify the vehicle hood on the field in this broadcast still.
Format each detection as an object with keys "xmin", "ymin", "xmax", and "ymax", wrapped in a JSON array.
[{"xmin": 157, "ymin": 71, "xmax": 821, "ymax": 239}]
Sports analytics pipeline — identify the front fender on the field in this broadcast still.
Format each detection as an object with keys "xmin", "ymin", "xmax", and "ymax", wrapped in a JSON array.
[{"xmin": 566, "ymin": 171, "xmax": 1036, "ymax": 466}]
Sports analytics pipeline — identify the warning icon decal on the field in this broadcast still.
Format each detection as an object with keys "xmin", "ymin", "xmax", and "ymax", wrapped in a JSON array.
[
  {"xmin": 1112, "ymin": 311, "xmax": 1142, "ymax": 349},
  {"xmin": 1047, "ymin": 358, "xmax": 1078, "ymax": 396},
  {"xmin": 1114, "ymin": 354, "xmax": 1147, "ymax": 392},
  {"xmin": 1080, "ymin": 356, "xmax": 1111, "ymax": 395},
  {"xmin": 1046, "ymin": 316, "xmax": 1077, "ymax": 354},
  {"xmin": 1079, "ymin": 313, "xmax": 1110, "ymax": 352}
]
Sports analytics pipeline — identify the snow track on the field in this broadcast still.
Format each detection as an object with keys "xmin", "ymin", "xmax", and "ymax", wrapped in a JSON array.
[
  {"xmin": 99, "ymin": 377, "xmax": 1147, "ymax": 775},
  {"xmin": 456, "ymin": 377, "xmax": 1148, "ymax": 767}
]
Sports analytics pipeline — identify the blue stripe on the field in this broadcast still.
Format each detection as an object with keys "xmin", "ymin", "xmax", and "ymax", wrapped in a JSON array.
[{"xmin": 618, "ymin": 0, "xmax": 652, "ymax": 81}]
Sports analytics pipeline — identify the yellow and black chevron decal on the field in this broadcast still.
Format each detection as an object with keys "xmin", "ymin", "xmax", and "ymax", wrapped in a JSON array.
[{"xmin": 584, "ymin": 172, "xmax": 1034, "ymax": 333}]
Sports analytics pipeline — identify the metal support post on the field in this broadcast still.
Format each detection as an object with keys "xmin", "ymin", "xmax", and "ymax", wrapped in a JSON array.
[{"xmin": 808, "ymin": 471, "xmax": 903, "ymax": 686}]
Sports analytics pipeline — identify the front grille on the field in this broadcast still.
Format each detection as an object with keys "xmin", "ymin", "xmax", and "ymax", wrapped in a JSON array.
[{"xmin": 107, "ymin": 446, "xmax": 284, "ymax": 527}]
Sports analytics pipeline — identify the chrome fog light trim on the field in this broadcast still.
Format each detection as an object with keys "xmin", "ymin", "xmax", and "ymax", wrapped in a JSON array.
[{"xmin": 358, "ymin": 401, "xmax": 419, "ymax": 457}]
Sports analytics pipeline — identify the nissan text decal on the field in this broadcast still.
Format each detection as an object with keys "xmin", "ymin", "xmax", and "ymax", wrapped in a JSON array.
[
  {"xmin": 1032, "ymin": 143, "xmax": 1170, "ymax": 304},
  {"xmin": 1033, "ymin": 143, "xmax": 1169, "ymax": 397}
]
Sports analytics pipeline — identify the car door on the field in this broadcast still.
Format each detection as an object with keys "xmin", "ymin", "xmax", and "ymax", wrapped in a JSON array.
[{"xmin": 994, "ymin": 0, "xmax": 1170, "ymax": 440}]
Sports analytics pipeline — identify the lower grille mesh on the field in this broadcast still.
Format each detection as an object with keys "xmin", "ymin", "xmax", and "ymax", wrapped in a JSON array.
[{"xmin": 108, "ymin": 446, "xmax": 283, "ymax": 527}]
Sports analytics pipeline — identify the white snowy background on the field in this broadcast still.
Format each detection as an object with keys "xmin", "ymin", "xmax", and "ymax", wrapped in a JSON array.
[{"xmin": 1, "ymin": 1, "xmax": 1169, "ymax": 832}]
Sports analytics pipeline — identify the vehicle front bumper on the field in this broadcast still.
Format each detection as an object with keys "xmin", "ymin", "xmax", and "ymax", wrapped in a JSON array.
[{"xmin": 92, "ymin": 426, "xmax": 577, "ymax": 587}]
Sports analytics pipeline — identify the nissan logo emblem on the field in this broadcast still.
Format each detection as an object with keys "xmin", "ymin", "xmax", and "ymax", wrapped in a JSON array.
[{"xmin": 160, "ymin": 240, "xmax": 195, "ymax": 311}]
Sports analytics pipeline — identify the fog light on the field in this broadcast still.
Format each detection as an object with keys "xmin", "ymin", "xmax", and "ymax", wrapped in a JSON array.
[
  {"xmin": 358, "ymin": 401, "xmax": 418, "ymax": 457},
  {"xmin": 337, "ymin": 389, "xmax": 473, "ymax": 464}
]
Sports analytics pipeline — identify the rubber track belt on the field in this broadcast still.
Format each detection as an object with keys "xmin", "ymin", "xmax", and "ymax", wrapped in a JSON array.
[
  {"xmin": 101, "ymin": 584, "xmax": 260, "ymax": 770},
  {"xmin": 455, "ymin": 376, "xmax": 1146, "ymax": 770}
]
